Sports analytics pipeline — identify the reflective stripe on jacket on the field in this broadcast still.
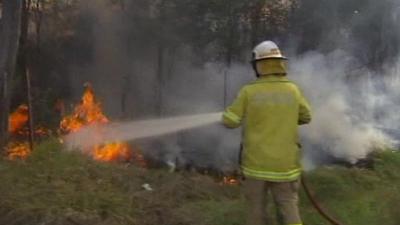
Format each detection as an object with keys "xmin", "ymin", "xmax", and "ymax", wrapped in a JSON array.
[{"xmin": 223, "ymin": 74, "xmax": 311, "ymax": 182}]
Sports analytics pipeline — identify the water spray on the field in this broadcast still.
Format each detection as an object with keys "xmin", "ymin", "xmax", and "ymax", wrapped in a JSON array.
[{"xmin": 65, "ymin": 112, "xmax": 223, "ymax": 150}]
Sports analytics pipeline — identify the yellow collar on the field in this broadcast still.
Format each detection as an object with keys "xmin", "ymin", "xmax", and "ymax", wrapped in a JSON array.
[{"xmin": 253, "ymin": 76, "xmax": 290, "ymax": 84}]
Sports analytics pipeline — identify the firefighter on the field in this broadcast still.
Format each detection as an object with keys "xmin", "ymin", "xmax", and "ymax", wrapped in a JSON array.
[{"xmin": 222, "ymin": 40, "xmax": 311, "ymax": 225}]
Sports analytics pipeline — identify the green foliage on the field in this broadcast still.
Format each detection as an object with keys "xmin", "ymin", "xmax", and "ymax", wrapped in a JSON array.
[
  {"xmin": 300, "ymin": 151, "xmax": 400, "ymax": 225},
  {"xmin": 1, "ymin": 140, "xmax": 400, "ymax": 225},
  {"xmin": 0, "ymin": 138, "xmax": 241, "ymax": 225},
  {"xmin": 178, "ymin": 200, "xmax": 246, "ymax": 225},
  {"xmin": 0, "ymin": 139, "xmax": 139, "ymax": 224}
]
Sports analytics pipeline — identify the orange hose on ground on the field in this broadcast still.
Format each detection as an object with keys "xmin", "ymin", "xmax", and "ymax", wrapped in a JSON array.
[{"xmin": 301, "ymin": 175, "xmax": 345, "ymax": 225}]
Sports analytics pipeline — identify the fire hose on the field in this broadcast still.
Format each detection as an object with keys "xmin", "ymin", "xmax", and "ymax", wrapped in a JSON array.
[
  {"xmin": 237, "ymin": 145, "xmax": 346, "ymax": 225},
  {"xmin": 301, "ymin": 175, "xmax": 345, "ymax": 225}
]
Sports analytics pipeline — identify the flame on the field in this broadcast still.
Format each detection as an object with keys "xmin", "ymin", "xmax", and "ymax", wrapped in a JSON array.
[
  {"xmin": 7, "ymin": 104, "xmax": 50, "ymax": 138},
  {"xmin": 6, "ymin": 142, "xmax": 31, "ymax": 160},
  {"xmin": 5, "ymin": 105, "xmax": 31, "ymax": 159},
  {"xmin": 5, "ymin": 84, "xmax": 143, "ymax": 163},
  {"xmin": 8, "ymin": 104, "xmax": 29, "ymax": 134},
  {"xmin": 221, "ymin": 176, "xmax": 240, "ymax": 185},
  {"xmin": 61, "ymin": 83, "xmax": 143, "ymax": 163},
  {"xmin": 60, "ymin": 83, "xmax": 108, "ymax": 133},
  {"xmin": 93, "ymin": 142, "xmax": 132, "ymax": 162}
]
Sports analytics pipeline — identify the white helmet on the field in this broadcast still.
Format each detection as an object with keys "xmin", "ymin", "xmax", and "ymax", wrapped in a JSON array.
[{"xmin": 252, "ymin": 41, "xmax": 287, "ymax": 61}]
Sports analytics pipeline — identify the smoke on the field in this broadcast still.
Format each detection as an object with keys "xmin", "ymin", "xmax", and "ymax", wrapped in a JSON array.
[
  {"xmin": 284, "ymin": 0, "xmax": 400, "ymax": 165},
  {"xmin": 62, "ymin": 0, "xmax": 251, "ymax": 170},
  {"xmin": 68, "ymin": 0, "xmax": 158, "ymax": 118},
  {"xmin": 289, "ymin": 51, "xmax": 398, "ymax": 166},
  {"xmin": 62, "ymin": 0, "xmax": 400, "ymax": 171}
]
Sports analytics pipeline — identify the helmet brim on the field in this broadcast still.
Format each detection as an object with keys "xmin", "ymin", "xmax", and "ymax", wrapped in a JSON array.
[{"xmin": 251, "ymin": 56, "xmax": 288, "ymax": 63}]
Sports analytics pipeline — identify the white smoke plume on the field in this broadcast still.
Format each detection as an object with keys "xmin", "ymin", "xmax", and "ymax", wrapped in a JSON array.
[
  {"xmin": 290, "ymin": 51, "xmax": 398, "ymax": 165},
  {"xmin": 63, "ymin": 0, "xmax": 400, "ymax": 170},
  {"xmin": 65, "ymin": 50, "xmax": 399, "ymax": 169}
]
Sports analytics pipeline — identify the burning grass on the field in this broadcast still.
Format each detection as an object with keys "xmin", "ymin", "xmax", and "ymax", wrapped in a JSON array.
[
  {"xmin": 8, "ymin": 104, "xmax": 29, "ymax": 134},
  {"xmin": 5, "ymin": 142, "xmax": 31, "ymax": 160},
  {"xmin": 5, "ymin": 82, "xmax": 144, "ymax": 165},
  {"xmin": 60, "ymin": 83, "xmax": 144, "ymax": 163},
  {"xmin": 0, "ymin": 139, "xmax": 399, "ymax": 225},
  {"xmin": 5, "ymin": 104, "xmax": 51, "ymax": 160},
  {"xmin": 0, "ymin": 139, "xmax": 241, "ymax": 225}
]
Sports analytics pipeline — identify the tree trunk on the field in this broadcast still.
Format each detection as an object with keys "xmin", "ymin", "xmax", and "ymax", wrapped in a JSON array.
[
  {"xmin": 155, "ymin": 0, "xmax": 166, "ymax": 116},
  {"xmin": 19, "ymin": 0, "xmax": 31, "ymax": 75},
  {"xmin": 33, "ymin": 0, "xmax": 43, "ymax": 48},
  {"xmin": 156, "ymin": 42, "xmax": 165, "ymax": 116},
  {"xmin": 0, "ymin": 0, "xmax": 23, "ymax": 150}
]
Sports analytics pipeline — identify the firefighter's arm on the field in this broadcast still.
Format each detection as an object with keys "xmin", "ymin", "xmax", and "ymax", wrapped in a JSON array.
[
  {"xmin": 222, "ymin": 88, "xmax": 246, "ymax": 128},
  {"xmin": 298, "ymin": 93, "xmax": 312, "ymax": 125}
]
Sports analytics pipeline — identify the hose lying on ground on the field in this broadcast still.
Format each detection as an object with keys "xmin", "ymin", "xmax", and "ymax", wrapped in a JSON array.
[{"xmin": 301, "ymin": 175, "xmax": 346, "ymax": 225}]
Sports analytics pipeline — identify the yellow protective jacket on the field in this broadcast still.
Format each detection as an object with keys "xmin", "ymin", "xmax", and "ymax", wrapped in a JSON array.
[{"xmin": 222, "ymin": 63, "xmax": 311, "ymax": 182}]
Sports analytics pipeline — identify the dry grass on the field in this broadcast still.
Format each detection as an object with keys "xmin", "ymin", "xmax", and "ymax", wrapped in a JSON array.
[
  {"xmin": 0, "ymin": 139, "xmax": 399, "ymax": 225},
  {"xmin": 0, "ymin": 138, "xmax": 241, "ymax": 225}
]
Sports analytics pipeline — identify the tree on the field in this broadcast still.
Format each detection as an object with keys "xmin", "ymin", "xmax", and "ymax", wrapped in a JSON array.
[
  {"xmin": 0, "ymin": 0, "xmax": 23, "ymax": 149},
  {"xmin": 288, "ymin": 0, "xmax": 400, "ymax": 70}
]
